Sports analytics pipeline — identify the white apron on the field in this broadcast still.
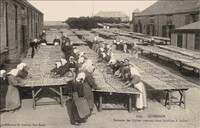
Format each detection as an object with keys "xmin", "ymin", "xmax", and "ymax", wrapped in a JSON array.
[{"xmin": 134, "ymin": 82, "xmax": 147, "ymax": 109}]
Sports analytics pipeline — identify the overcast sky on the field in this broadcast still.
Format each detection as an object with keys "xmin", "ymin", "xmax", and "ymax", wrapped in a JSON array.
[{"xmin": 28, "ymin": 0, "xmax": 157, "ymax": 21}]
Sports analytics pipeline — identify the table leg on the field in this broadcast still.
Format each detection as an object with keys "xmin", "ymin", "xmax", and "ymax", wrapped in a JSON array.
[
  {"xmin": 183, "ymin": 91, "xmax": 186, "ymax": 109},
  {"xmin": 60, "ymin": 87, "xmax": 64, "ymax": 107},
  {"xmin": 168, "ymin": 91, "xmax": 172, "ymax": 110},
  {"xmin": 32, "ymin": 89, "xmax": 36, "ymax": 110},
  {"xmin": 179, "ymin": 62, "xmax": 183, "ymax": 71},
  {"xmin": 128, "ymin": 95, "xmax": 132, "ymax": 112},
  {"xmin": 178, "ymin": 90, "xmax": 183, "ymax": 106},
  {"xmin": 164, "ymin": 91, "xmax": 169, "ymax": 106},
  {"xmin": 99, "ymin": 94, "xmax": 102, "ymax": 112}
]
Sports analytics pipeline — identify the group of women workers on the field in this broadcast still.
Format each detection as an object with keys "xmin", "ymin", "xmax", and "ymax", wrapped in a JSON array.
[
  {"xmin": 92, "ymin": 36, "xmax": 147, "ymax": 112},
  {"xmin": 50, "ymin": 34, "xmax": 101, "ymax": 126},
  {"xmin": 0, "ymin": 63, "xmax": 28, "ymax": 113},
  {"xmin": 113, "ymin": 39, "xmax": 139, "ymax": 59}
]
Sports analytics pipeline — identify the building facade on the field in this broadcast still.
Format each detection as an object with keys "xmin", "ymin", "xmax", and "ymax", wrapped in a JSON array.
[
  {"xmin": 95, "ymin": 11, "xmax": 129, "ymax": 22},
  {"xmin": 131, "ymin": 0, "xmax": 200, "ymax": 38},
  {"xmin": 0, "ymin": 0, "xmax": 43, "ymax": 65},
  {"xmin": 171, "ymin": 21, "xmax": 200, "ymax": 51}
]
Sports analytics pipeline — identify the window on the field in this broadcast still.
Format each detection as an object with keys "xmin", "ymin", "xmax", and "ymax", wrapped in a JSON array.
[
  {"xmin": 4, "ymin": 2, "xmax": 9, "ymax": 47},
  {"xmin": 162, "ymin": 25, "xmax": 167, "ymax": 37},
  {"xmin": 167, "ymin": 15, "xmax": 172, "ymax": 25},
  {"xmin": 185, "ymin": 15, "xmax": 191, "ymax": 25},
  {"xmin": 146, "ymin": 24, "xmax": 150, "ymax": 35},
  {"xmin": 21, "ymin": 7, "xmax": 25, "ymax": 25},
  {"xmin": 31, "ymin": 11, "xmax": 33, "ymax": 34},
  {"xmin": 15, "ymin": 5, "xmax": 18, "ymax": 40},
  {"xmin": 195, "ymin": 33, "xmax": 200, "ymax": 50},
  {"xmin": 177, "ymin": 33, "xmax": 183, "ymax": 48},
  {"xmin": 134, "ymin": 24, "xmax": 138, "ymax": 32},
  {"xmin": 27, "ymin": 10, "xmax": 30, "ymax": 37},
  {"xmin": 193, "ymin": 14, "xmax": 199, "ymax": 22}
]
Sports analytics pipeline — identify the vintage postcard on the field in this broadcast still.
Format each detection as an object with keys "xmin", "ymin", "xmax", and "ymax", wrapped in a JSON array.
[{"xmin": 0, "ymin": 0, "xmax": 200, "ymax": 128}]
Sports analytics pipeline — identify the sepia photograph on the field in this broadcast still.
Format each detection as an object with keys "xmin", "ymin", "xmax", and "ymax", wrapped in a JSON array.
[{"xmin": 0, "ymin": 0, "xmax": 200, "ymax": 127}]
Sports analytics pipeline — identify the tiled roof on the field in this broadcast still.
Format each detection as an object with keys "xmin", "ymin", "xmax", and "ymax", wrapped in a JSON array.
[
  {"xmin": 137, "ymin": 0, "xmax": 200, "ymax": 16},
  {"xmin": 20, "ymin": 0, "xmax": 43, "ymax": 14},
  {"xmin": 176, "ymin": 21, "xmax": 200, "ymax": 30},
  {"xmin": 95, "ymin": 11, "xmax": 129, "ymax": 18}
]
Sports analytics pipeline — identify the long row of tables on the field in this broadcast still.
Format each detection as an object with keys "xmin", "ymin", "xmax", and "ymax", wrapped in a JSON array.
[
  {"xmin": 22, "ymin": 46, "xmax": 73, "ymax": 109},
  {"xmin": 76, "ymin": 45, "xmax": 141, "ymax": 112},
  {"xmin": 112, "ymin": 51, "xmax": 190, "ymax": 109},
  {"xmin": 137, "ymin": 45, "xmax": 200, "ymax": 76},
  {"xmin": 82, "ymin": 35, "xmax": 192, "ymax": 109}
]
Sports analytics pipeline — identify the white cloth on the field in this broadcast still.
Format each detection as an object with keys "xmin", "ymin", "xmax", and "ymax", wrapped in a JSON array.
[
  {"xmin": 94, "ymin": 36, "xmax": 98, "ymax": 41},
  {"xmin": 73, "ymin": 49, "xmax": 79, "ymax": 54},
  {"xmin": 55, "ymin": 62, "xmax": 62, "ymax": 68},
  {"xmin": 8, "ymin": 69, "xmax": 19, "ymax": 76},
  {"xmin": 108, "ymin": 58, "xmax": 116, "ymax": 65},
  {"xmin": 17, "ymin": 63, "xmax": 26, "ymax": 70},
  {"xmin": 130, "ymin": 67, "xmax": 141, "ymax": 77},
  {"xmin": 87, "ymin": 65, "xmax": 95, "ymax": 73},
  {"xmin": 78, "ymin": 57, "xmax": 85, "ymax": 64},
  {"xmin": 54, "ymin": 42, "xmax": 59, "ymax": 46},
  {"xmin": 123, "ymin": 44, "xmax": 127, "ymax": 52},
  {"xmin": 0, "ymin": 70, "xmax": 6, "ymax": 77},
  {"xmin": 135, "ymin": 82, "xmax": 147, "ymax": 109},
  {"xmin": 33, "ymin": 39, "xmax": 37, "ymax": 43},
  {"xmin": 100, "ymin": 48, "xmax": 104, "ymax": 52},
  {"xmin": 79, "ymin": 52, "xmax": 85, "ymax": 57},
  {"xmin": 102, "ymin": 52, "xmax": 106, "ymax": 58},
  {"xmin": 80, "ymin": 59, "xmax": 93, "ymax": 71},
  {"xmin": 60, "ymin": 59, "xmax": 67, "ymax": 65},
  {"xmin": 69, "ymin": 56, "xmax": 75, "ymax": 60},
  {"xmin": 41, "ymin": 43, "xmax": 46, "ymax": 46},
  {"xmin": 76, "ymin": 72, "xmax": 86, "ymax": 82}
]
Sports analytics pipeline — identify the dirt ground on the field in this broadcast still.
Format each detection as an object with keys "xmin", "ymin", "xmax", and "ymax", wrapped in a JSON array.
[{"xmin": 1, "ymin": 30, "xmax": 200, "ymax": 128}]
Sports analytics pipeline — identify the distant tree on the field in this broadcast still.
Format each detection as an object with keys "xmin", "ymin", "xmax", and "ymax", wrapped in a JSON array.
[{"xmin": 65, "ymin": 16, "xmax": 123, "ymax": 30}]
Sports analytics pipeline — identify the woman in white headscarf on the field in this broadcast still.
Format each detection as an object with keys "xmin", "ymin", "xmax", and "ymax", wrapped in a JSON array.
[
  {"xmin": 5, "ymin": 69, "xmax": 25, "ymax": 111},
  {"xmin": 122, "ymin": 67, "xmax": 147, "ymax": 112},
  {"xmin": 50, "ymin": 62, "xmax": 62, "ymax": 75},
  {"xmin": 80, "ymin": 59, "xmax": 93, "ymax": 71},
  {"xmin": 0, "ymin": 70, "xmax": 8, "ymax": 111},
  {"xmin": 123, "ymin": 41, "xmax": 128, "ymax": 53},
  {"xmin": 17, "ymin": 63, "xmax": 28, "ymax": 79},
  {"xmin": 72, "ymin": 49, "xmax": 79, "ymax": 61},
  {"xmin": 79, "ymin": 52, "xmax": 85, "ymax": 58},
  {"xmin": 53, "ymin": 36, "xmax": 60, "ymax": 46},
  {"xmin": 83, "ymin": 64, "xmax": 101, "ymax": 112},
  {"xmin": 59, "ymin": 58, "xmax": 77, "ymax": 77},
  {"xmin": 67, "ymin": 72, "xmax": 90, "ymax": 125},
  {"xmin": 131, "ymin": 42, "xmax": 139, "ymax": 59}
]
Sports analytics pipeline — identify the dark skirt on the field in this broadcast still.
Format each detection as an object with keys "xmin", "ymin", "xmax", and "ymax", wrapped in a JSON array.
[
  {"xmin": 72, "ymin": 92, "xmax": 90, "ymax": 119},
  {"xmin": 5, "ymin": 85, "xmax": 21, "ymax": 111},
  {"xmin": 0, "ymin": 78, "xmax": 8, "ymax": 110},
  {"xmin": 83, "ymin": 82, "xmax": 94, "ymax": 109}
]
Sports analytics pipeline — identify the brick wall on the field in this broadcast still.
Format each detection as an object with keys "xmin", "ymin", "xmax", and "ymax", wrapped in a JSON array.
[
  {"xmin": 131, "ymin": 12, "xmax": 200, "ymax": 37},
  {"xmin": 0, "ymin": 0, "xmax": 43, "ymax": 65},
  {"xmin": 171, "ymin": 33, "xmax": 177, "ymax": 46},
  {"xmin": 187, "ymin": 34, "xmax": 195, "ymax": 50}
]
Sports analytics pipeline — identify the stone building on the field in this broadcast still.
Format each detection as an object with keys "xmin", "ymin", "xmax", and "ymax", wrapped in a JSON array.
[
  {"xmin": 131, "ymin": 0, "xmax": 200, "ymax": 38},
  {"xmin": 0, "ymin": 0, "xmax": 43, "ymax": 66},
  {"xmin": 171, "ymin": 21, "xmax": 200, "ymax": 51},
  {"xmin": 95, "ymin": 11, "xmax": 129, "ymax": 22}
]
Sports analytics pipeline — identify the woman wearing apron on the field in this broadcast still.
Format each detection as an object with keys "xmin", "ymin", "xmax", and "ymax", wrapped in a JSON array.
[{"xmin": 123, "ymin": 67, "xmax": 147, "ymax": 112}]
